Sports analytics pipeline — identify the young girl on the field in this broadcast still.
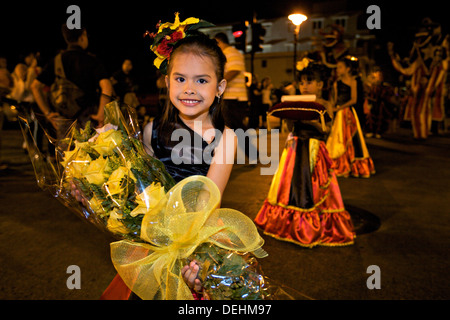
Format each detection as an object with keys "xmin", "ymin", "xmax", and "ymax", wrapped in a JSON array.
[
  {"xmin": 254, "ymin": 61, "xmax": 355, "ymax": 247},
  {"xmin": 326, "ymin": 56, "xmax": 375, "ymax": 178},
  {"xmin": 260, "ymin": 76, "xmax": 273, "ymax": 128},
  {"xmin": 101, "ymin": 32, "xmax": 237, "ymax": 300}
]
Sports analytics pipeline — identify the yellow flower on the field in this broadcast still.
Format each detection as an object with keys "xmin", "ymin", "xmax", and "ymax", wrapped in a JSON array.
[
  {"xmin": 91, "ymin": 129, "xmax": 123, "ymax": 156},
  {"xmin": 84, "ymin": 156, "xmax": 110, "ymax": 186},
  {"xmin": 104, "ymin": 166, "xmax": 135, "ymax": 196},
  {"xmin": 61, "ymin": 140, "xmax": 89, "ymax": 169},
  {"xmin": 130, "ymin": 182, "xmax": 167, "ymax": 217},
  {"xmin": 88, "ymin": 195, "xmax": 106, "ymax": 216},
  {"xmin": 107, "ymin": 209, "xmax": 129, "ymax": 235},
  {"xmin": 157, "ymin": 12, "xmax": 199, "ymax": 33},
  {"xmin": 63, "ymin": 150, "xmax": 92, "ymax": 180},
  {"xmin": 153, "ymin": 54, "xmax": 166, "ymax": 69}
]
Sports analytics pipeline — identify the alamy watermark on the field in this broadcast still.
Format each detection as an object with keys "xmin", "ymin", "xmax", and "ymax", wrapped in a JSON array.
[
  {"xmin": 66, "ymin": 265, "xmax": 81, "ymax": 290},
  {"xmin": 66, "ymin": 4, "xmax": 381, "ymax": 32},
  {"xmin": 66, "ymin": 5, "xmax": 81, "ymax": 30},
  {"xmin": 366, "ymin": 5, "xmax": 381, "ymax": 30},
  {"xmin": 366, "ymin": 265, "xmax": 381, "ymax": 289}
]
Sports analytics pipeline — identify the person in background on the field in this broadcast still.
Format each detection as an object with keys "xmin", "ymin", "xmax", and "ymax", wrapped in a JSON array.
[
  {"xmin": 0, "ymin": 56, "xmax": 13, "ymax": 170},
  {"xmin": 31, "ymin": 24, "xmax": 113, "ymax": 133},
  {"xmin": 255, "ymin": 61, "xmax": 355, "ymax": 248},
  {"xmin": 326, "ymin": 56, "xmax": 375, "ymax": 178},
  {"xmin": 248, "ymin": 74, "xmax": 262, "ymax": 129},
  {"xmin": 260, "ymin": 76, "xmax": 273, "ymax": 128},
  {"xmin": 214, "ymin": 32, "xmax": 248, "ymax": 131},
  {"xmin": 111, "ymin": 58, "xmax": 139, "ymax": 108}
]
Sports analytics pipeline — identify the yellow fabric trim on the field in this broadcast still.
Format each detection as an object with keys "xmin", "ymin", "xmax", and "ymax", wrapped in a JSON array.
[
  {"xmin": 326, "ymin": 110, "xmax": 346, "ymax": 159},
  {"xmin": 267, "ymin": 147, "xmax": 289, "ymax": 204},
  {"xmin": 261, "ymin": 230, "xmax": 355, "ymax": 248},
  {"xmin": 351, "ymin": 108, "xmax": 370, "ymax": 159}
]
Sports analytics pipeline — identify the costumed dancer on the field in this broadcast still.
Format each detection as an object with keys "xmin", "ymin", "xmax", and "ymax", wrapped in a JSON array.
[
  {"xmin": 426, "ymin": 38, "xmax": 449, "ymax": 133},
  {"xmin": 254, "ymin": 59, "xmax": 355, "ymax": 248},
  {"xmin": 388, "ymin": 42, "xmax": 430, "ymax": 140},
  {"xmin": 326, "ymin": 56, "xmax": 375, "ymax": 178},
  {"xmin": 388, "ymin": 18, "xmax": 448, "ymax": 139},
  {"xmin": 99, "ymin": 14, "xmax": 237, "ymax": 299}
]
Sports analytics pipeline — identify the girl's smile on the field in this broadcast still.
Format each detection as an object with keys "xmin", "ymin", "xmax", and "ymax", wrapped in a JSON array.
[{"xmin": 179, "ymin": 99, "xmax": 202, "ymax": 107}]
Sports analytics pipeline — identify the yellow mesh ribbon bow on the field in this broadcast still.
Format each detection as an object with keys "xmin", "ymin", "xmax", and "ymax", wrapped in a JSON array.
[{"xmin": 110, "ymin": 175, "xmax": 268, "ymax": 300}]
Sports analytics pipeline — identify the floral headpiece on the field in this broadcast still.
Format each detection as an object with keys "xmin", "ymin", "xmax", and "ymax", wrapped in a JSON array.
[
  {"xmin": 296, "ymin": 57, "xmax": 313, "ymax": 72},
  {"xmin": 145, "ymin": 12, "xmax": 215, "ymax": 74}
]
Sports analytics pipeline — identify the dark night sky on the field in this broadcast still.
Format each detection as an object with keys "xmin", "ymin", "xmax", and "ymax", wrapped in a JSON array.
[{"xmin": 1, "ymin": 0, "xmax": 448, "ymax": 88}]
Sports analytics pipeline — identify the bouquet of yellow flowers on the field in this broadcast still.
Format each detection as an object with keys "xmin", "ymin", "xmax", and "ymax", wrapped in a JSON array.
[
  {"xmin": 51, "ymin": 102, "xmax": 173, "ymax": 240},
  {"xmin": 20, "ymin": 101, "xmax": 292, "ymax": 300}
]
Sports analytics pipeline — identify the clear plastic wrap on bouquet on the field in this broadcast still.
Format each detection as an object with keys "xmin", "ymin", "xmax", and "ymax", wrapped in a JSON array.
[
  {"xmin": 20, "ymin": 101, "xmax": 176, "ymax": 241},
  {"xmin": 187, "ymin": 243, "xmax": 270, "ymax": 300}
]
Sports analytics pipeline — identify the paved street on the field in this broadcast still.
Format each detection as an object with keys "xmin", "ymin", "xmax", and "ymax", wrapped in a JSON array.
[{"xmin": 1, "ymin": 122, "xmax": 449, "ymax": 300}]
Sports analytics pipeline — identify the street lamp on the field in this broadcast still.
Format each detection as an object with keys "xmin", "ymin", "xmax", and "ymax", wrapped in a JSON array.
[{"xmin": 288, "ymin": 13, "xmax": 307, "ymax": 81}]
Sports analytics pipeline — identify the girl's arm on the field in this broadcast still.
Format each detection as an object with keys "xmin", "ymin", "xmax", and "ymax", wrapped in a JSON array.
[
  {"xmin": 142, "ymin": 120, "xmax": 155, "ymax": 156},
  {"xmin": 207, "ymin": 127, "xmax": 237, "ymax": 200}
]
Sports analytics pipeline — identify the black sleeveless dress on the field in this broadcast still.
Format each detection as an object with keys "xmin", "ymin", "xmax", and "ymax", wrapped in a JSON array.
[{"xmin": 150, "ymin": 117, "xmax": 218, "ymax": 182}]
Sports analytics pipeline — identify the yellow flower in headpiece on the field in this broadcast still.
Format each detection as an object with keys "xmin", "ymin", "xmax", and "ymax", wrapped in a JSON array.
[
  {"xmin": 296, "ymin": 57, "xmax": 311, "ymax": 71},
  {"xmin": 157, "ymin": 12, "xmax": 199, "ymax": 33},
  {"xmin": 148, "ymin": 12, "xmax": 212, "ymax": 73}
]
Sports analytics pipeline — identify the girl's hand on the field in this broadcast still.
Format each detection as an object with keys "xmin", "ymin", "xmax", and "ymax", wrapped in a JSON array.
[
  {"xmin": 181, "ymin": 260, "xmax": 202, "ymax": 293},
  {"xmin": 287, "ymin": 132, "xmax": 294, "ymax": 141},
  {"xmin": 70, "ymin": 182, "xmax": 87, "ymax": 206},
  {"xmin": 90, "ymin": 113, "xmax": 104, "ymax": 128}
]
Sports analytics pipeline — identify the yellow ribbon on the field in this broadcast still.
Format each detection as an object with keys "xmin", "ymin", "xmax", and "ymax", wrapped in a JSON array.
[{"xmin": 110, "ymin": 175, "xmax": 267, "ymax": 300}]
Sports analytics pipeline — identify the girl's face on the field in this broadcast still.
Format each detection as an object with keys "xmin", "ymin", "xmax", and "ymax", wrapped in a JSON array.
[
  {"xmin": 336, "ymin": 61, "xmax": 350, "ymax": 77},
  {"xmin": 166, "ymin": 52, "xmax": 226, "ymax": 122},
  {"xmin": 299, "ymin": 76, "xmax": 323, "ymax": 95}
]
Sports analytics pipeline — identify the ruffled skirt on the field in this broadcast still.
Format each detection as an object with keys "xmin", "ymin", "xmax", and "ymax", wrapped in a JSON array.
[
  {"xmin": 326, "ymin": 107, "xmax": 375, "ymax": 178},
  {"xmin": 254, "ymin": 140, "xmax": 355, "ymax": 248}
]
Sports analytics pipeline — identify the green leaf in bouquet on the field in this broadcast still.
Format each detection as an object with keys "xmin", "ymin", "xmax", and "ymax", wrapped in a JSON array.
[
  {"xmin": 104, "ymin": 154, "xmax": 121, "ymax": 176},
  {"xmin": 83, "ymin": 145, "xmax": 100, "ymax": 161},
  {"xmin": 73, "ymin": 121, "xmax": 96, "ymax": 143}
]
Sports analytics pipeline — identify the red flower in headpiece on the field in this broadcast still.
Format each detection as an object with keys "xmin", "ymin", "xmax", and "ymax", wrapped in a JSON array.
[{"xmin": 156, "ymin": 30, "xmax": 185, "ymax": 59}]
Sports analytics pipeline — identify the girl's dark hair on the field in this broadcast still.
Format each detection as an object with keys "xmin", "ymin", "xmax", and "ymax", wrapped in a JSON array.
[
  {"xmin": 158, "ymin": 32, "xmax": 227, "ymax": 142},
  {"xmin": 297, "ymin": 62, "xmax": 325, "ymax": 82},
  {"xmin": 338, "ymin": 55, "xmax": 359, "ymax": 76}
]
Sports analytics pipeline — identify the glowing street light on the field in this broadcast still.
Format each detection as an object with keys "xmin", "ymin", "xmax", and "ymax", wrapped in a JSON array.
[
  {"xmin": 288, "ymin": 13, "xmax": 307, "ymax": 27},
  {"xmin": 288, "ymin": 13, "xmax": 307, "ymax": 81}
]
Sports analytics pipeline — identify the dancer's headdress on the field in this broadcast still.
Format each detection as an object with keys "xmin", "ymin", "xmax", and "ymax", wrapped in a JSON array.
[{"xmin": 144, "ymin": 12, "xmax": 215, "ymax": 74}]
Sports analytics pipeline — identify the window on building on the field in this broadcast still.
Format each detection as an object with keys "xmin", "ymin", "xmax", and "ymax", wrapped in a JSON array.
[
  {"xmin": 312, "ymin": 19, "xmax": 323, "ymax": 33},
  {"xmin": 334, "ymin": 18, "xmax": 347, "ymax": 28}
]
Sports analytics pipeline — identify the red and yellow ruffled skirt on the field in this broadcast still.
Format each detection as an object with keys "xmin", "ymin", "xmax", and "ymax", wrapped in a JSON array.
[
  {"xmin": 326, "ymin": 107, "xmax": 375, "ymax": 178},
  {"xmin": 254, "ymin": 139, "xmax": 355, "ymax": 248}
]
